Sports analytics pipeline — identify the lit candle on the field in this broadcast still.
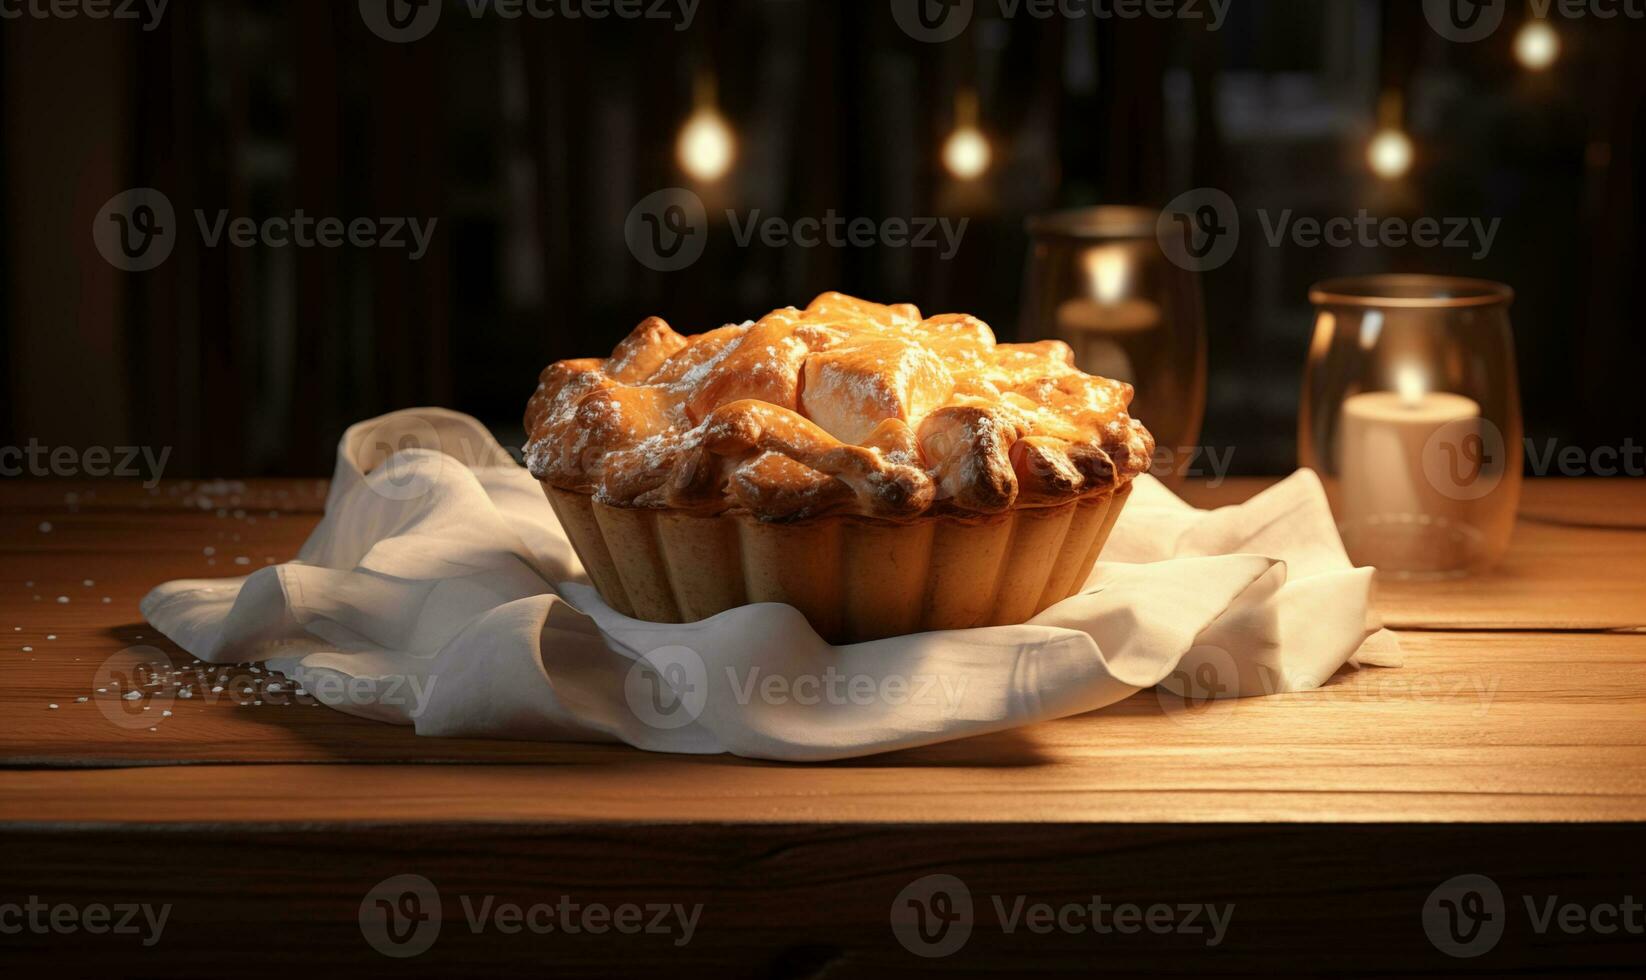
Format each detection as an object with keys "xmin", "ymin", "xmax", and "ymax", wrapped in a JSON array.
[
  {"xmin": 1337, "ymin": 367, "xmax": 1482, "ymax": 548},
  {"xmin": 1054, "ymin": 246, "xmax": 1160, "ymax": 382}
]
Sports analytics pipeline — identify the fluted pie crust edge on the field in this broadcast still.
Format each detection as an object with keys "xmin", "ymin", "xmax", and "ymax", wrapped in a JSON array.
[{"xmin": 545, "ymin": 482, "xmax": 1130, "ymax": 643}]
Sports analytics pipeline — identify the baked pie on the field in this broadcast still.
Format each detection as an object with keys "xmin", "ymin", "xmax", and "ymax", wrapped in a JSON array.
[{"xmin": 525, "ymin": 293, "xmax": 1153, "ymax": 642}]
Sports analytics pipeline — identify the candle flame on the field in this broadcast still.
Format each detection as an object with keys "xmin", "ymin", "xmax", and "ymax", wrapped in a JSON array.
[
  {"xmin": 942, "ymin": 126, "xmax": 990, "ymax": 180},
  {"xmin": 1083, "ymin": 247, "xmax": 1131, "ymax": 304},
  {"xmin": 678, "ymin": 107, "xmax": 735, "ymax": 182},
  {"xmin": 1515, "ymin": 20, "xmax": 1559, "ymax": 71},
  {"xmin": 1395, "ymin": 366, "xmax": 1427, "ymax": 406}
]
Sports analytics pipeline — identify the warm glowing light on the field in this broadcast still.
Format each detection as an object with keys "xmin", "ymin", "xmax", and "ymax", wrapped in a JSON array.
[
  {"xmin": 677, "ymin": 106, "xmax": 735, "ymax": 182},
  {"xmin": 1514, "ymin": 20, "xmax": 1560, "ymax": 71},
  {"xmin": 942, "ymin": 126, "xmax": 990, "ymax": 181},
  {"xmin": 942, "ymin": 88, "xmax": 991, "ymax": 181},
  {"xmin": 1395, "ymin": 365, "xmax": 1428, "ymax": 407},
  {"xmin": 1368, "ymin": 129, "xmax": 1414, "ymax": 180},
  {"xmin": 1082, "ymin": 247, "xmax": 1133, "ymax": 304}
]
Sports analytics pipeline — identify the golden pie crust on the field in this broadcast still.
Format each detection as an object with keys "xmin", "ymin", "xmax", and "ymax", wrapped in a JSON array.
[{"xmin": 526, "ymin": 293, "xmax": 1152, "ymax": 641}]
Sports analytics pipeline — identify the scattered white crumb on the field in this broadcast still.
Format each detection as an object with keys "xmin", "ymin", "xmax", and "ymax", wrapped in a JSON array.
[
  {"xmin": 38, "ymin": 522, "xmax": 51, "ymax": 533},
  {"xmin": 48, "ymin": 703, "xmax": 58, "ymax": 709},
  {"xmin": 122, "ymin": 691, "xmax": 142, "ymax": 701}
]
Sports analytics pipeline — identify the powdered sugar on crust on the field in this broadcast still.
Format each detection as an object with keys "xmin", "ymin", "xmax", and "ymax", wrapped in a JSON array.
[{"xmin": 524, "ymin": 292, "xmax": 1155, "ymax": 520}]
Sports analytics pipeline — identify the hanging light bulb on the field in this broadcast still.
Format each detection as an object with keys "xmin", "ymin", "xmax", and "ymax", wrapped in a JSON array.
[
  {"xmin": 677, "ymin": 72, "xmax": 735, "ymax": 182},
  {"xmin": 941, "ymin": 89, "xmax": 991, "ymax": 181},
  {"xmin": 1368, "ymin": 91, "xmax": 1413, "ymax": 180},
  {"xmin": 1514, "ymin": 19, "xmax": 1560, "ymax": 71}
]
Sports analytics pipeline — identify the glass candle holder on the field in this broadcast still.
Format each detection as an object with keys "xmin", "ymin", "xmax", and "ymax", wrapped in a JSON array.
[
  {"xmin": 1300, "ymin": 275, "xmax": 1523, "ymax": 578},
  {"xmin": 1021, "ymin": 207, "xmax": 1208, "ymax": 481}
]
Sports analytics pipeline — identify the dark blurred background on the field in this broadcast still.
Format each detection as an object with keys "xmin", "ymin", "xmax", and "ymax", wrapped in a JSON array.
[{"xmin": 2, "ymin": 0, "xmax": 1642, "ymax": 477}]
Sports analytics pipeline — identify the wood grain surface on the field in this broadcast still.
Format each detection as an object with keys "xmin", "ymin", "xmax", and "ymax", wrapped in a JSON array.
[{"xmin": 2, "ymin": 476, "xmax": 1643, "ymax": 975}]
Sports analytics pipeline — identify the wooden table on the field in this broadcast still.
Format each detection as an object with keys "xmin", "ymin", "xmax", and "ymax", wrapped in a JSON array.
[{"xmin": 3, "ymin": 477, "xmax": 1643, "ymax": 975}]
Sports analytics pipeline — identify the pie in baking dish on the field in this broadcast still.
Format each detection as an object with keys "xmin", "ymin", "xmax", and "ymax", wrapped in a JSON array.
[{"xmin": 525, "ymin": 292, "xmax": 1153, "ymax": 642}]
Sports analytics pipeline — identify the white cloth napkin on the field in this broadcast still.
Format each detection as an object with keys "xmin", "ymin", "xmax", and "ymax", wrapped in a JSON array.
[{"xmin": 142, "ymin": 408, "xmax": 1401, "ymax": 761}]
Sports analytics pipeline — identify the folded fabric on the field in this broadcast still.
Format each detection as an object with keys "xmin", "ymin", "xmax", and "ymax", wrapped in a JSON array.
[{"xmin": 142, "ymin": 408, "xmax": 1401, "ymax": 761}]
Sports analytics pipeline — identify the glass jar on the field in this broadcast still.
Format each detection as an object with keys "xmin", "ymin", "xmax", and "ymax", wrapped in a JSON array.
[
  {"xmin": 1021, "ymin": 207, "xmax": 1208, "ymax": 482},
  {"xmin": 1300, "ymin": 275, "xmax": 1523, "ymax": 578}
]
